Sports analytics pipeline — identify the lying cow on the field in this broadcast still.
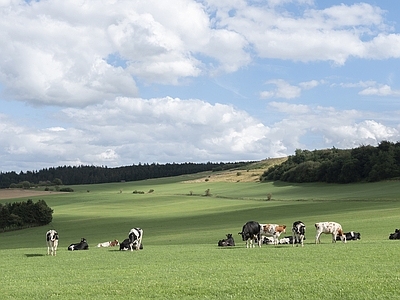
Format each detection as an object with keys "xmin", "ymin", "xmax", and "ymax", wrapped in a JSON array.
[
  {"xmin": 259, "ymin": 223, "xmax": 286, "ymax": 246},
  {"xmin": 389, "ymin": 229, "xmax": 400, "ymax": 240},
  {"xmin": 315, "ymin": 222, "xmax": 346, "ymax": 244},
  {"xmin": 238, "ymin": 221, "xmax": 260, "ymax": 248},
  {"xmin": 46, "ymin": 229, "xmax": 59, "ymax": 256},
  {"xmin": 218, "ymin": 234, "xmax": 235, "ymax": 247},
  {"xmin": 97, "ymin": 239, "xmax": 119, "ymax": 247},
  {"xmin": 292, "ymin": 221, "xmax": 306, "ymax": 247},
  {"xmin": 120, "ymin": 238, "xmax": 143, "ymax": 250},
  {"xmin": 68, "ymin": 238, "xmax": 89, "ymax": 251},
  {"xmin": 336, "ymin": 231, "xmax": 360, "ymax": 241}
]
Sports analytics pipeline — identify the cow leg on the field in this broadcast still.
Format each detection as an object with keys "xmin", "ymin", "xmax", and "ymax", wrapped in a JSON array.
[
  {"xmin": 315, "ymin": 232, "xmax": 322, "ymax": 244},
  {"xmin": 332, "ymin": 233, "xmax": 337, "ymax": 243}
]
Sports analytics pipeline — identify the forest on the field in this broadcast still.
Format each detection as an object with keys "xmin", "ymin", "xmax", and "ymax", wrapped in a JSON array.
[
  {"xmin": 261, "ymin": 140, "xmax": 400, "ymax": 183},
  {"xmin": 0, "ymin": 161, "xmax": 250, "ymax": 189},
  {"xmin": 0, "ymin": 199, "xmax": 53, "ymax": 232}
]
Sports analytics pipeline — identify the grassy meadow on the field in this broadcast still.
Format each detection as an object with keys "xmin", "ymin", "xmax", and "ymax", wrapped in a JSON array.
[{"xmin": 1, "ymin": 171, "xmax": 400, "ymax": 299}]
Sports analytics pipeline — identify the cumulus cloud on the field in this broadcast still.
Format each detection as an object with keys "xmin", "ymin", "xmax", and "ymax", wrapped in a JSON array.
[{"xmin": 260, "ymin": 79, "xmax": 323, "ymax": 99}]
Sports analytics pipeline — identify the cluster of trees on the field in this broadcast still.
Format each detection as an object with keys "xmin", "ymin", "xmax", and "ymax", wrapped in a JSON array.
[
  {"xmin": 0, "ymin": 199, "xmax": 53, "ymax": 232},
  {"xmin": 261, "ymin": 141, "xmax": 400, "ymax": 183},
  {"xmin": 0, "ymin": 162, "xmax": 250, "ymax": 189}
]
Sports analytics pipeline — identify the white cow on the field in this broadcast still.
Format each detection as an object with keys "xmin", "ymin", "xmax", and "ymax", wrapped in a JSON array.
[
  {"xmin": 259, "ymin": 224, "xmax": 286, "ymax": 246},
  {"xmin": 46, "ymin": 230, "xmax": 59, "ymax": 256},
  {"xmin": 128, "ymin": 228, "xmax": 143, "ymax": 251},
  {"xmin": 315, "ymin": 222, "xmax": 346, "ymax": 244},
  {"xmin": 96, "ymin": 240, "xmax": 119, "ymax": 247}
]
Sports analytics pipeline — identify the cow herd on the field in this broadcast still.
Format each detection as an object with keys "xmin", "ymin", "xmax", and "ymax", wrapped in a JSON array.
[
  {"xmin": 45, "ymin": 227, "xmax": 143, "ymax": 256},
  {"xmin": 218, "ymin": 221, "xmax": 362, "ymax": 248}
]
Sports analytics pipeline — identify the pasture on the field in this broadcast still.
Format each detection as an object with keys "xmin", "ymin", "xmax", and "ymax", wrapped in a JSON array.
[{"xmin": 1, "ymin": 173, "xmax": 400, "ymax": 299}]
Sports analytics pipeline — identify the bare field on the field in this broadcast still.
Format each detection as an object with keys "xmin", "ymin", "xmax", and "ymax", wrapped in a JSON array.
[{"xmin": 0, "ymin": 189, "xmax": 62, "ymax": 200}]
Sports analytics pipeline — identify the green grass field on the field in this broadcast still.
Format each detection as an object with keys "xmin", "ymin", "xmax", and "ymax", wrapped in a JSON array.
[{"xmin": 1, "ymin": 174, "xmax": 400, "ymax": 299}]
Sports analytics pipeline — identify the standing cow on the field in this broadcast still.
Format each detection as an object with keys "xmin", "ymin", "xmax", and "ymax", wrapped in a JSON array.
[
  {"xmin": 238, "ymin": 221, "xmax": 260, "ymax": 248},
  {"xmin": 128, "ymin": 228, "xmax": 143, "ymax": 251},
  {"xmin": 46, "ymin": 229, "xmax": 59, "ymax": 256},
  {"xmin": 259, "ymin": 223, "xmax": 286, "ymax": 246},
  {"xmin": 292, "ymin": 221, "xmax": 306, "ymax": 247},
  {"xmin": 315, "ymin": 222, "xmax": 346, "ymax": 244}
]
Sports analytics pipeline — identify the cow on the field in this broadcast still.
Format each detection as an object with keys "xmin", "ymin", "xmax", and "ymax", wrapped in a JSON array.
[
  {"xmin": 315, "ymin": 222, "xmax": 346, "ymax": 244},
  {"xmin": 96, "ymin": 240, "xmax": 119, "ymax": 247},
  {"xmin": 238, "ymin": 221, "xmax": 260, "ymax": 248},
  {"xmin": 68, "ymin": 238, "xmax": 89, "ymax": 251},
  {"xmin": 259, "ymin": 224, "xmax": 286, "ymax": 246},
  {"xmin": 292, "ymin": 221, "xmax": 306, "ymax": 247},
  {"xmin": 336, "ymin": 231, "xmax": 361, "ymax": 241},
  {"xmin": 218, "ymin": 234, "xmax": 235, "ymax": 247},
  {"xmin": 46, "ymin": 229, "xmax": 59, "ymax": 256},
  {"xmin": 120, "ymin": 238, "xmax": 143, "ymax": 250},
  {"xmin": 389, "ymin": 229, "xmax": 400, "ymax": 240},
  {"xmin": 127, "ymin": 228, "xmax": 143, "ymax": 251}
]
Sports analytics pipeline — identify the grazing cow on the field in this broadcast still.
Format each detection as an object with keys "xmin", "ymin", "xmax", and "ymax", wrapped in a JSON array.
[
  {"xmin": 238, "ymin": 221, "xmax": 260, "ymax": 248},
  {"xmin": 68, "ymin": 238, "xmax": 89, "ymax": 251},
  {"xmin": 315, "ymin": 222, "xmax": 346, "ymax": 244},
  {"xmin": 127, "ymin": 228, "xmax": 143, "ymax": 251},
  {"xmin": 120, "ymin": 238, "xmax": 143, "ymax": 250},
  {"xmin": 292, "ymin": 221, "xmax": 306, "ymax": 247},
  {"xmin": 389, "ymin": 229, "xmax": 400, "ymax": 240},
  {"xmin": 336, "ymin": 231, "xmax": 361, "ymax": 241},
  {"xmin": 218, "ymin": 234, "xmax": 235, "ymax": 247},
  {"xmin": 46, "ymin": 230, "xmax": 59, "ymax": 256},
  {"xmin": 259, "ymin": 224, "xmax": 286, "ymax": 246},
  {"xmin": 96, "ymin": 240, "xmax": 119, "ymax": 247}
]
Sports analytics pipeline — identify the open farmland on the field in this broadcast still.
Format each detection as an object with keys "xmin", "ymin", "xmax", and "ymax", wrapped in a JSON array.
[{"xmin": 1, "ymin": 172, "xmax": 400, "ymax": 299}]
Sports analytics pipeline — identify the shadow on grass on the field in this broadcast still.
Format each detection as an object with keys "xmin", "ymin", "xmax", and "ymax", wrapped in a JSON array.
[{"xmin": 25, "ymin": 253, "xmax": 45, "ymax": 257}]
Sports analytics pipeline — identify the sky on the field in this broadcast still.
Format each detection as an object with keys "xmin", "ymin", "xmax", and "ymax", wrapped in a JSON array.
[{"xmin": 1, "ymin": 0, "xmax": 400, "ymax": 172}]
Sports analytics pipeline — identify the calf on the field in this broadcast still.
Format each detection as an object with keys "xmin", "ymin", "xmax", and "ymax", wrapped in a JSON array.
[
  {"xmin": 336, "ymin": 231, "xmax": 360, "ymax": 241},
  {"xmin": 128, "ymin": 228, "xmax": 143, "ymax": 251},
  {"xmin": 389, "ymin": 229, "xmax": 400, "ymax": 240},
  {"xmin": 315, "ymin": 222, "xmax": 346, "ymax": 244},
  {"xmin": 46, "ymin": 229, "xmax": 59, "ymax": 256},
  {"xmin": 218, "ymin": 234, "xmax": 235, "ymax": 247},
  {"xmin": 238, "ymin": 221, "xmax": 260, "ymax": 248},
  {"xmin": 97, "ymin": 239, "xmax": 119, "ymax": 247},
  {"xmin": 68, "ymin": 238, "xmax": 89, "ymax": 251},
  {"xmin": 120, "ymin": 238, "xmax": 143, "ymax": 250},
  {"xmin": 292, "ymin": 221, "xmax": 306, "ymax": 247},
  {"xmin": 259, "ymin": 223, "xmax": 286, "ymax": 246}
]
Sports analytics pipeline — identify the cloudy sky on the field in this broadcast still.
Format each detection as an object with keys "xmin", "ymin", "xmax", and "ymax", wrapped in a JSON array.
[{"xmin": 1, "ymin": 0, "xmax": 400, "ymax": 172}]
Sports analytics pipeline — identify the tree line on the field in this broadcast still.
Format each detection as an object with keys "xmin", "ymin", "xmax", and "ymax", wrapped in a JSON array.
[
  {"xmin": 0, "ymin": 161, "xmax": 250, "ymax": 189},
  {"xmin": 261, "ymin": 141, "xmax": 400, "ymax": 183},
  {"xmin": 0, "ymin": 199, "xmax": 53, "ymax": 232}
]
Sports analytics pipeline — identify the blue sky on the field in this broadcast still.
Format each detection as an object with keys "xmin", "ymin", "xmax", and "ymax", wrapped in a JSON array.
[{"xmin": 1, "ymin": 0, "xmax": 400, "ymax": 172}]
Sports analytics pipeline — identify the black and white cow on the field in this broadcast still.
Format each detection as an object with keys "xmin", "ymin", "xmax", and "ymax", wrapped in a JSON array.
[
  {"xmin": 389, "ymin": 229, "xmax": 400, "ymax": 240},
  {"xmin": 292, "ymin": 221, "xmax": 306, "ymax": 247},
  {"xmin": 46, "ymin": 229, "xmax": 59, "ymax": 256},
  {"xmin": 218, "ymin": 234, "xmax": 235, "ymax": 247},
  {"xmin": 119, "ymin": 238, "xmax": 143, "ymax": 251},
  {"xmin": 68, "ymin": 238, "xmax": 89, "ymax": 251},
  {"xmin": 336, "ymin": 231, "xmax": 361, "ymax": 241},
  {"xmin": 238, "ymin": 221, "xmax": 260, "ymax": 248},
  {"xmin": 127, "ymin": 228, "xmax": 143, "ymax": 251}
]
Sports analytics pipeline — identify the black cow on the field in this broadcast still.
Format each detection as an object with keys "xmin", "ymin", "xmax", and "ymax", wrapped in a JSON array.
[
  {"xmin": 336, "ymin": 231, "xmax": 361, "ymax": 241},
  {"xmin": 238, "ymin": 221, "xmax": 260, "ymax": 248},
  {"xmin": 389, "ymin": 229, "xmax": 400, "ymax": 240},
  {"xmin": 68, "ymin": 238, "xmax": 89, "ymax": 251},
  {"xmin": 120, "ymin": 238, "xmax": 143, "ymax": 250},
  {"xmin": 218, "ymin": 234, "xmax": 235, "ymax": 247},
  {"xmin": 292, "ymin": 221, "xmax": 306, "ymax": 247}
]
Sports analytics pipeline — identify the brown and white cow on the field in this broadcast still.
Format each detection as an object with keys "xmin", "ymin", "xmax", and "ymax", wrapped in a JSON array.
[
  {"xmin": 259, "ymin": 224, "xmax": 286, "ymax": 246},
  {"xmin": 97, "ymin": 240, "xmax": 119, "ymax": 247},
  {"xmin": 315, "ymin": 222, "xmax": 346, "ymax": 244}
]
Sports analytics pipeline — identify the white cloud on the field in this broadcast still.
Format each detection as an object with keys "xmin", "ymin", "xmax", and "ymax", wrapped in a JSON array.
[
  {"xmin": 359, "ymin": 84, "xmax": 400, "ymax": 96},
  {"xmin": 260, "ymin": 79, "xmax": 322, "ymax": 99}
]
